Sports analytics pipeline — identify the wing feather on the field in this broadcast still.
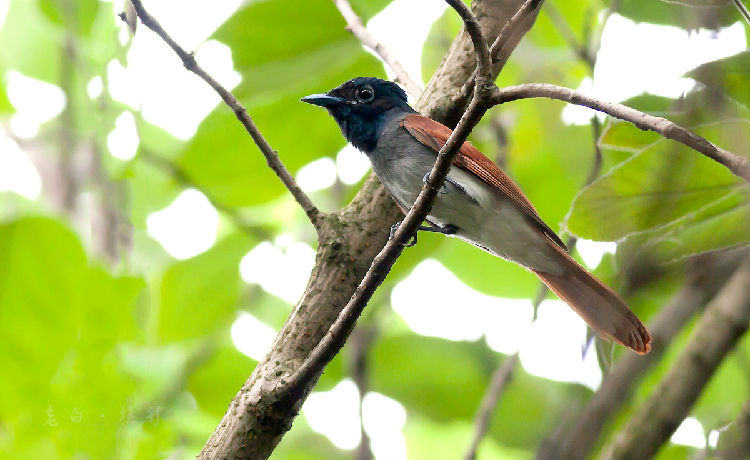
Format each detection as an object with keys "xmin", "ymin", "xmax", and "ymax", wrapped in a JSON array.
[{"xmin": 400, "ymin": 114, "xmax": 567, "ymax": 250}]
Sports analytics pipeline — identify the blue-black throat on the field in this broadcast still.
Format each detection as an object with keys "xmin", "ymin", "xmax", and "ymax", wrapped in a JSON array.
[{"xmin": 301, "ymin": 77, "xmax": 415, "ymax": 154}]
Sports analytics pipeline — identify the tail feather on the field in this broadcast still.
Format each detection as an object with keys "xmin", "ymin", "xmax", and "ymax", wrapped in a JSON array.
[{"xmin": 531, "ymin": 252, "xmax": 651, "ymax": 354}]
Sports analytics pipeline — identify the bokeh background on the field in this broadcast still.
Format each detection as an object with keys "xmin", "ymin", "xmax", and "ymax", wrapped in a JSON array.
[{"xmin": 1, "ymin": 0, "xmax": 749, "ymax": 459}]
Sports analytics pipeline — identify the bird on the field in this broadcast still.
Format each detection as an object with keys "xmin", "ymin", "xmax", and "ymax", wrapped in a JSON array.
[{"xmin": 302, "ymin": 77, "xmax": 651, "ymax": 354}]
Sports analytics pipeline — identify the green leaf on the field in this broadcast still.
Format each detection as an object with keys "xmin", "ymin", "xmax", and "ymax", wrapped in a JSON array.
[
  {"xmin": 0, "ymin": 217, "xmax": 144, "ymax": 458},
  {"xmin": 369, "ymin": 334, "xmax": 589, "ymax": 450},
  {"xmin": 567, "ymin": 119, "xmax": 750, "ymax": 242},
  {"xmin": 188, "ymin": 341, "xmax": 257, "ymax": 416},
  {"xmin": 421, "ymin": 7, "xmax": 462, "ymax": 83},
  {"xmin": 618, "ymin": 186, "xmax": 750, "ymax": 264},
  {"xmin": 405, "ymin": 415, "xmax": 532, "ymax": 460},
  {"xmin": 38, "ymin": 0, "xmax": 100, "ymax": 37},
  {"xmin": 599, "ymin": 94, "xmax": 679, "ymax": 152},
  {"xmin": 613, "ymin": 0, "xmax": 738, "ymax": 29},
  {"xmin": 688, "ymin": 50, "xmax": 750, "ymax": 110},
  {"xmin": 0, "ymin": 0, "xmax": 64, "ymax": 81},
  {"xmin": 157, "ymin": 233, "xmax": 253, "ymax": 342},
  {"xmin": 369, "ymin": 334, "xmax": 494, "ymax": 421},
  {"xmin": 177, "ymin": 0, "xmax": 389, "ymax": 207}
]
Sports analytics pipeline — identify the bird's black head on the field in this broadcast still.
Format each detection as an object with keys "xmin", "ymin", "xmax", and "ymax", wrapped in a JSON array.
[{"xmin": 301, "ymin": 77, "xmax": 414, "ymax": 153}]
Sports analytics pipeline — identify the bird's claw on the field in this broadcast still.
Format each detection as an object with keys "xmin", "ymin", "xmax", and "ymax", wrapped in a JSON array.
[
  {"xmin": 389, "ymin": 221, "xmax": 417, "ymax": 247},
  {"xmin": 423, "ymin": 172, "xmax": 449, "ymax": 194}
]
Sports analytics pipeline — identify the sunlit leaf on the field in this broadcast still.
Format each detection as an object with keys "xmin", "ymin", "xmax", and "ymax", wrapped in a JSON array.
[
  {"xmin": 613, "ymin": 0, "xmax": 737, "ymax": 29},
  {"xmin": 688, "ymin": 50, "xmax": 750, "ymax": 109},
  {"xmin": 157, "ymin": 233, "xmax": 253, "ymax": 342},
  {"xmin": 567, "ymin": 119, "xmax": 750, "ymax": 243},
  {"xmin": 176, "ymin": 0, "xmax": 389, "ymax": 207}
]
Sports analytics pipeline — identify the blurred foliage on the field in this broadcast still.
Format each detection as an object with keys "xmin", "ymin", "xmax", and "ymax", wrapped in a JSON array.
[{"xmin": 0, "ymin": 0, "xmax": 749, "ymax": 459}]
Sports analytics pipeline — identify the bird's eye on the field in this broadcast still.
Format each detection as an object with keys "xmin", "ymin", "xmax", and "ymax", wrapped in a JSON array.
[{"xmin": 356, "ymin": 86, "xmax": 375, "ymax": 103}]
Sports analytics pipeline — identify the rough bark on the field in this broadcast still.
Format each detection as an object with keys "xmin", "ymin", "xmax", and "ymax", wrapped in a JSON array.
[
  {"xmin": 600, "ymin": 257, "xmax": 750, "ymax": 460},
  {"xmin": 196, "ymin": 1, "xmax": 537, "ymax": 458}
]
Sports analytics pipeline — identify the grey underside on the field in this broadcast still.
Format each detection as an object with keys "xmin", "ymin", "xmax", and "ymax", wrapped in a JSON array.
[{"xmin": 369, "ymin": 115, "xmax": 565, "ymax": 276}]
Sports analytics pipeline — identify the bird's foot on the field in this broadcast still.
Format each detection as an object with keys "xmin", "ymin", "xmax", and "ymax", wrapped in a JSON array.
[
  {"xmin": 389, "ymin": 221, "xmax": 418, "ymax": 247},
  {"xmin": 390, "ymin": 222, "xmax": 459, "ymax": 247},
  {"xmin": 419, "ymin": 223, "xmax": 458, "ymax": 235},
  {"xmin": 423, "ymin": 172, "xmax": 450, "ymax": 194},
  {"xmin": 423, "ymin": 172, "xmax": 469, "ymax": 197}
]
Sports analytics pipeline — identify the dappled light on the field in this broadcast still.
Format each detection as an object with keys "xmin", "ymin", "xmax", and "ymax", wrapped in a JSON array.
[{"xmin": 1, "ymin": 0, "xmax": 749, "ymax": 459}]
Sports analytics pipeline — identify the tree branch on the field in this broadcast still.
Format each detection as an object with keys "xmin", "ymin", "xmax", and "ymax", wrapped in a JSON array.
[
  {"xmin": 487, "ymin": 0, "xmax": 544, "ymax": 74},
  {"xmin": 283, "ymin": 0, "xmax": 494, "ymax": 395},
  {"xmin": 490, "ymin": 83, "xmax": 750, "ymax": 182},
  {"xmin": 600, "ymin": 256, "xmax": 750, "ymax": 460},
  {"xmin": 733, "ymin": 0, "xmax": 750, "ymax": 26},
  {"xmin": 422, "ymin": 0, "xmax": 542, "ymax": 127},
  {"xmin": 331, "ymin": 0, "xmax": 422, "ymax": 98},
  {"xmin": 126, "ymin": 0, "xmax": 323, "ymax": 230},
  {"xmin": 459, "ymin": 0, "xmax": 545, "ymax": 108},
  {"xmin": 464, "ymin": 353, "xmax": 519, "ymax": 460},
  {"xmin": 349, "ymin": 325, "xmax": 376, "ymax": 460}
]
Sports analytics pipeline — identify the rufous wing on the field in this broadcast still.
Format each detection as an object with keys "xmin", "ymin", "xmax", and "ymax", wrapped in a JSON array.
[{"xmin": 400, "ymin": 113, "xmax": 566, "ymax": 250}]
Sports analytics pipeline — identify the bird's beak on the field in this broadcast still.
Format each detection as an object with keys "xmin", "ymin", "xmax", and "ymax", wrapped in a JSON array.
[{"xmin": 301, "ymin": 93, "xmax": 343, "ymax": 107}]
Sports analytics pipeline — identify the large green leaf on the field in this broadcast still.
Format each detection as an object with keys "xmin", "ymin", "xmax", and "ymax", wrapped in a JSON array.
[
  {"xmin": 177, "ymin": 0, "xmax": 389, "ymax": 207},
  {"xmin": 688, "ymin": 50, "xmax": 750, "ymax": 110},
  {"xmin": 612, "ymin": 0, "xmax": 738, "ymax": 29},
  {"xmin": 38, "ymin": 0, "xmax": 100, "ymax": 37},
  {"xmin": 369, "ymin": 334, "xmax": 589, "ymax": 450},
  {"xmin": 618, "ymin": 186, "xmax": 750, "ymax": 264},
  {"xmin": 567, "ymin": 119, "xmax": 750, "ymax": 244},
  {"xmin": 0, "ymin": 0, "xmax": 64, "ymax": 81},
  {"xmin": 188, "ymin": 340, "xmax": 257, "ymax": 416},
  {"xmin": 0, "ymin": 217, "xmax": 144, "ymax": 459},
  {"xmin": 157, "ymin": 233, "xmax": 253, "ymax": 342}
]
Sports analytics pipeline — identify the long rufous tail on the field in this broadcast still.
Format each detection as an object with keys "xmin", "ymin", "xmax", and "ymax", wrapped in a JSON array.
[{"xmin": 531, "ymin": 250, "xmax": 651, "ymax": 354}]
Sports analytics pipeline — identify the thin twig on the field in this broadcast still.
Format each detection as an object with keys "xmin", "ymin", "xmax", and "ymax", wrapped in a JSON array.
[
  {"xmin": 464, "ymin": 353, "xmax": 519, "ymax": 460},
  {"xmin": 459, "ymin": 0, "xmax": 545, "ymax": 101},
  {"xmin": 488, "ymin": 0, "xmax": 545, "ymax": 73},
  {"xmin": 733, "ymin": 0, "xmax": 750, "ymax": 25},
  {"xmin": 544, "ymin": 1, "xmax": 594, "ymax": 68},
  {"xmin": 282, "ymin": 0, "xmax": 494, "ymax": 396},
  {"xmin": 331, "ymin": 0, "xmax": 422, "ymax": 98},
  {"xmin": 125, "ymin": 0, "xmax": 322, "ymax": 230},
  {"xmin": 349, "ymin": 325, "xmax": 376, "ymax": 460},
  {"xmin": 490, "ymin": 83, "xmax": 750, "ymax": 182}
]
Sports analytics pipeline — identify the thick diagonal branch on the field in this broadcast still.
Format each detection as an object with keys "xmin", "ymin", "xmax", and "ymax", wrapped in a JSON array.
[
  {"xmin": 600, "ymin": 257, "xmax": 750, "ymax": 460},
  {"xmin": 284, "ymin": 0, "xmax": 493, "ymax": 394},
  {"xmin": 490, "ymin": 83, "xmax": 750, "ymax": 182},
  {"xmin": 126, "ymin": 0, "xmax": 322, "ymax": 229},
  {"xmin": 332, "ymin": 0, "xmax": 422, "ymax": 98},
  {"xmin": 193, "ymin": 1, "xmax": 539, "ymax": 459}
]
